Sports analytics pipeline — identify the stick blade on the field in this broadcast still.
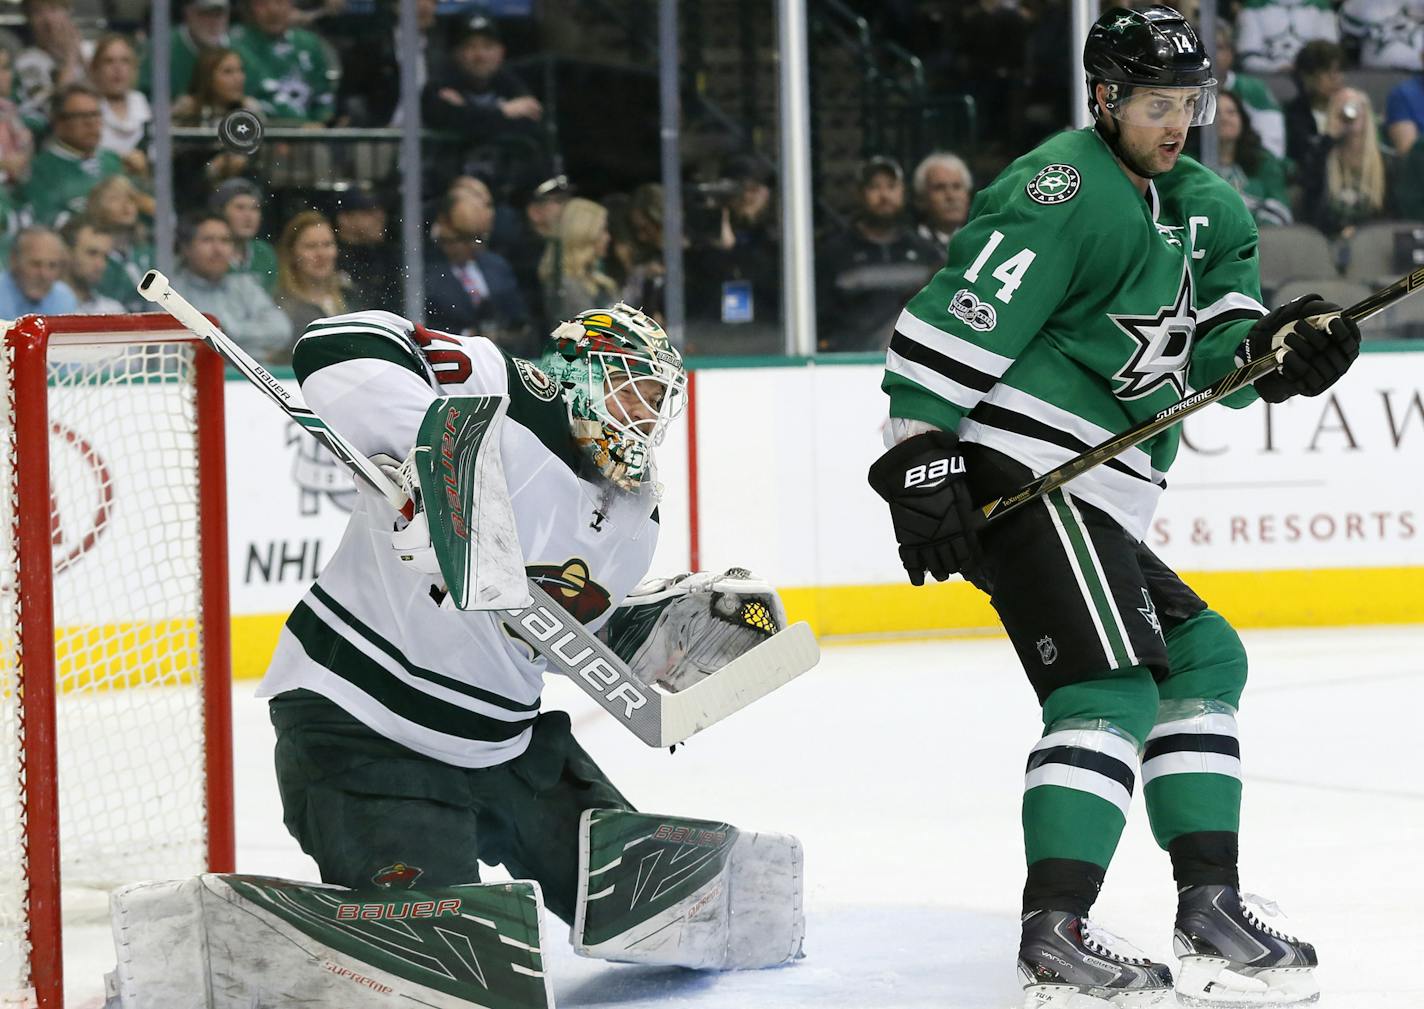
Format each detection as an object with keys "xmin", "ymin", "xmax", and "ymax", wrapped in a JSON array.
[{"xmin": 657, "ymin": 622, "xmax": 820, "ymax": 747}]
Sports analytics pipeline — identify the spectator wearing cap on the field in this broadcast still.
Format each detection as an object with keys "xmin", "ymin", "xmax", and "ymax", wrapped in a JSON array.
[
  {"xmin": 1385, "ymin": 36, "xmax": 1424, "ymax": 153},
  {"xmin": 0, "ymin": 225, "xmax": 78, "ymax": 316},
  {"xmin": 1214, "ymin": 20, "xmax": 1286, "ymax": 160},
  {"xmin": 15, "ymin": 0, "xmax": 91, "ymax": 131},
  {"xmin": 426, "ymin": 181, "xmax": 531, "ymax": 354},
  {"xmin": 685, "ymin": 155, "xmax": 780, "ymax": 338},
  {"xmin": 1235, "ymin": 0, "xmax": 1340, "ymax": 75},
  {"xmin": 911, "ymin": 152, "xmax": 972, "ymax": 254},
  {"xmin": 60, "ymin": 216, "xmax": 125, "ymax": 313},
  {"xmin": 492, "ymin": 174, "xmax": 570, "ymax": 333},
  {"xmin": 91, "ymin": 35, "xmax": 151, "ymax": 178},
  {"xmin": 173, "ymin": 212, "xmax": 291, "ymax": 363},
  {"xmin": 816, "ymin": 157, "xmax": 940, "ymax": 353},
  {"xmin": 22, "ymin": 83, "xmax": 135, "ymax": 229},
  {"xmin": 422, "ymin": 16, "xmax": 543, "ymax": 184},
  {"xmin": 334, "ymin": 184, "xmax": 401, "ymax": 310},
  {"xmin": 140, "ymin": 0, "xmax": 231, "ymax": 99},
  {"xmin": 230, "ymin": 0, "xmax": 334, "ymax": 124},
  {"xmin": 211, "ymin": 177, "xmax": 277, "ymax": 293},
  {"xmin": 338, "ymin": 0, "xmax": 447, "ymax": 127}
]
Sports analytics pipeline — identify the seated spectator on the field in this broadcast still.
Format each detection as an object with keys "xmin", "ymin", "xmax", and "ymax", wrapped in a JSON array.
[
  {"xmin": 275, "ymin": 210, "xmax": 348, "ymax": 334},
  {"xmin": 140, "ymin": 0, "xmax": 232, "ymax": 99},
  {"xmin": 816, "ymin": 156, "xmax": 940, "ymax": 353},
  {"xmin": 1385, "ymin": 38, "xmax": 1424, "ymax": 152},
  {"xmin": 91, "ymin": 35, "xmax": 151, "ymax": 179},
  {"xmin": 1236, "ymin": 0, "xmax": 1340, "ymax": 75},
  {"xmin": 1215, "ymin": 20, "xmax": 1287, "ymax": 160},
  {"xmin": 1285, "ymin": 40, "xmax": 1345, "ymax": 168},
  {"xmin": 1300, "ymin": 87, "xmax": 1399, "ymax": 239},
  {"xmin": 1340, "ymin": 0, "xmax": 1424, "ymax": 71},
  {"xmin": 172, "ymin": 48, "xmax": 265, "ymax": 210},
  {"xmin": 539, "ymin": 196, "xmax": 618, "ymax": 325},
  {"xmin": 0, "ymin": 225, "xmax": 78, "ymax": 315},
  {"xmin": 22, "ymin": 84, "xmax": 131, "ymax": 228},
  {"xmin": 333, "ymin": 184, "xmax": 401, "ymax": 310},
  {"xmin": 60, "ymin": 216, "xmax": 125, "ymax": 313},
  {"xmin": 210, "ymin": 177, "xmax": 277, "ymax": 293},
  {"xmin": 15, "ymin": 0, "xmax": 90, "ymax": 131},
  {"xmin": 230, "ymin": 0, "xmax": 334, "ymax": 124},
  {"xmin": 87, "ymin": 173, "xmax": 155, "ymax": 310},
  {"xmin": 0, "ymin": 45, "xmax": 35, "ymax": 189},
  {"xmin": 421, "ymin": 16, "xmax": 543, "ymax": 188},
  {"xmin": 1213, "ymin": 90, "xmax": 1293, "ymax": 227},
  {"xmin": 493, "ymin": 174, "xmax": 570, "ymax": 332},
  {"xmin": 425, "ymin": 184, "xmax": 529, "ymax": 353},
  {"xmin": 911, "ymin": 151, "xmax": 972, "ymax": 253},
  {"xmin": 684, "ymin": 156, "xmax": 779, "ymax": 329},
  {"xmin": 338, "ymin": 0, "xmax": 445, "ymax": 126},
  {"xmin": 172, "ymin": 212, "xmax": 292, "ymax": 363}
]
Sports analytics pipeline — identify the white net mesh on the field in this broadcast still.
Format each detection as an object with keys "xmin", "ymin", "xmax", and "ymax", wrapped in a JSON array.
[{"xmin": 0, "ymin": 333, "xmax": 213, "ymax": 1002}]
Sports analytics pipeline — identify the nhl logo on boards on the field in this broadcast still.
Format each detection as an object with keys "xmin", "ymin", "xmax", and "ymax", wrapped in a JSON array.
[
  {"xmin": 515, "ymin": 358, "xmax": 559, "ymax": 401},
  {"xmin": 950, "ymin": 288, "xmax": 998, "ymax": 332},
  {"xmin": 1037, "ymin": 636, "xmax": 1058, "ymax": 665},
  {"xmin": 1026, "ymin": 164, "xmax": 1081, "ymax": 205}
]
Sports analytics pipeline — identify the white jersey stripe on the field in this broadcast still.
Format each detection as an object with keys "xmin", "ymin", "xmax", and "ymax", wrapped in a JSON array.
[
  {"xmin": 1149, "ymin": 712, "xmax": 1239, "ymax": 740},
  {"xmin": 982, "ymin": 384, "xmax": 1154, "ymax": 477},
  {"xmin": 1196, "ymin": 291, "xmax": 1268, "ymax": 330},
  {"xmin": 1042, "ymin": 494, "xmax": 1119, "ymax": 669},
  {"xmin": 1141, "ymin": 751, "xmax": 1243, "ymax": 784},
  {"xmin": 885, "ymin": 348, "xmax": 982, "ymax": 412},
  {"xmin": 895, "ymin": 308, "xmax": 1016, "ymax": 377},
  {"xmin": 1024, "ymin": 764, "xmax": 1133, "ymax": 816},
  {"xmin": 1064, "ymin": 492, "xmax": 1139, "ymax": 666}
]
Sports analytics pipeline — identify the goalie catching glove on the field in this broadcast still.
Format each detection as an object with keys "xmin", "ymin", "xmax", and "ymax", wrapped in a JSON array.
[
  {"xmin": 1238, "ymin": 294, "xmax": 1361, "ymax": 403},
  {"xmin": 602, "ymin": 568, "xmax": 786, "ymax": 692},
  {"xmin": 377, "ymin": 451, "xmax": 445, "ymax": 578}
]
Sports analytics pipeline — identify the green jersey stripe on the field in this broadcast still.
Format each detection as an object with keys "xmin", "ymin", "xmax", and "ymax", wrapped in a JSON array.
[
  {"xmin": 292, "ymin": 327, "xmax": 431, "ymax": 386},
  {"xmin": 286, "ymin": 601, "xmax": 537, "ymax": 741},
  {"xmin": 310, "ymin": 583, "xmax": 540, "ymax": 713}
]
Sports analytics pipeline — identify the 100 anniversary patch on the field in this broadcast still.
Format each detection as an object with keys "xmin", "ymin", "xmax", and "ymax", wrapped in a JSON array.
[{"xmin": 1026, "ymin": 164, "xmax": 1081, "ymax": 205}]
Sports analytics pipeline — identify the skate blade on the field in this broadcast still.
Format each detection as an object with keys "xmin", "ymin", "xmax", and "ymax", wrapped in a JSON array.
[
  {"xmin": 1175, "ymin": 956, "xmax": 1319, "ymax": 1007},
  {"xmin": 1023, "ymin": 984, "xmax": 1171, "ymax": 1008}
]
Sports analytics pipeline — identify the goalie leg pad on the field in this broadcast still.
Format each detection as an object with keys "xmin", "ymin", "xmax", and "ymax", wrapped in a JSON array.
[
  {"xmin": 573, "ymin": 808, "xmax": 805, "ymax": 970},
  {"xmin": 108, "ymin": 873, "xmax": 552, "ymax": 1009}
]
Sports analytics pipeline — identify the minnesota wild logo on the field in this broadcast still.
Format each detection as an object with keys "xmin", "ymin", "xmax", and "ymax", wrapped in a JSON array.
[{"xmin": 527, "ymin": 558, "xmax": 613, "ymax": 623}]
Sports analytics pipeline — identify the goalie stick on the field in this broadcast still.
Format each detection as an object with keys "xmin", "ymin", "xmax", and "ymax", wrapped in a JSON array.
[
  {"xmin": 979, "ymin": 264, "xmax": 1424, "ymax": 523},
  {"xmin": 137, "ymin": 269, "xmax": 819, "ymax": 748}
]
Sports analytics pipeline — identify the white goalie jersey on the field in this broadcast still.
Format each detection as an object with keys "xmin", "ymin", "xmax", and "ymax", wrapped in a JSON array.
[{"xmin": 256, "ymin": 312, "xmax": 662, "ymax": 767}]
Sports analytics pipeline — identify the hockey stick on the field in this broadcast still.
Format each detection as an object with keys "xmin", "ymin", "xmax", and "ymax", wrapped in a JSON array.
[
  {"xmin": 138, "ymin": 269, "xmax": 819, "ymax": 748},
  {"xmin": 979, "ymin": 264, "xmax": 1424, "ymax": 523}
]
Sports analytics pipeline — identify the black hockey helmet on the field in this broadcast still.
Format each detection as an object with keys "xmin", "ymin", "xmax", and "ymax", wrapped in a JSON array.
[{"xmin": 1084, "ymin": 6, "xmax": 1216, "ymax": 119}]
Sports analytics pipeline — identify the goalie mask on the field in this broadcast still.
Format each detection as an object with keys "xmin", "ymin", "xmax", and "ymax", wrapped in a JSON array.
[{"xmin": 540, "ymin": 304, "xmax": 687, "ymax": 492}]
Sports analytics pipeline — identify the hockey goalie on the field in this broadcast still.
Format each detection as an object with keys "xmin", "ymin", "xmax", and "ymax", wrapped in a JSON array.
[{"xmin": 107, "ymin": 305, "xmax": 804, "ymax": 1008}]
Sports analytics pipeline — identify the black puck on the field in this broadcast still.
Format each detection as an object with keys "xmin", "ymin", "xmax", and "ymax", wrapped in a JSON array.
[{"xmin": 218, "ymin": 109, "xmax": 264, "ymax": 155}]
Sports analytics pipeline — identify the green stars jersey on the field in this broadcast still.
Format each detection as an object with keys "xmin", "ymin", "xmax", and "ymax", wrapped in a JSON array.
[
  {"xmin": 229, "ymin": 24, "xmax": 334, "ymax": 123},
  {"xmin": 882, "ymin": 128, "xmax": 1268, "ymax": 540},
  {"xmin": 256, "ymin": 311, "xmax": 661, "ymax": 767}
]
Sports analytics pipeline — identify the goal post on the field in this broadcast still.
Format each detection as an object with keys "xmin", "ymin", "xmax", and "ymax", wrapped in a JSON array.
[{"xmin": 1, "ymin": 314, "xmax": 233, "ymax": 1009}]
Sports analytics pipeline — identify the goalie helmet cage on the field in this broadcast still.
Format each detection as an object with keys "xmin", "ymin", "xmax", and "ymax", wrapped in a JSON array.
[{"xmin": 0, "ymin": 314, "xmax": 234, "ymax": 1009}]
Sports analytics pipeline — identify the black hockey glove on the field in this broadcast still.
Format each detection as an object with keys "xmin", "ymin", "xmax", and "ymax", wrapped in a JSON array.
[
  {"xmin": 1238, "ymin": 295, "xmax": 1361, "ymax": 404},
  {"xmin": 867, "ymin": 430, "xmax": 984, "ymax": 586}
]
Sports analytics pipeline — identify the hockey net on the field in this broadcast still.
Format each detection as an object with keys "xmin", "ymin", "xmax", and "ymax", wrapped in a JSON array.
[{"xmin": 0, "ymin": 315, "xmax": 232, "ymax": 1009}]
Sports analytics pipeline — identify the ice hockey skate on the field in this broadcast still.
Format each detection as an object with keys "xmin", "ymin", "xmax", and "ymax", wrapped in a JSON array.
[
  {"xmin": 1018, "ymin": 910, "xmax": 1173, "ymax": 1007},
  {"xmin": 1173, "ymin": 885, "xmax": 1319, "ymax": 1006}
]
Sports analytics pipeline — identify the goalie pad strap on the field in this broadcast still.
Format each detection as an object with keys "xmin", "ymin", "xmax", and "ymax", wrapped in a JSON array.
[
  {"xmin": 108, "ymin": 873, "xmax": 552, "ymax": 1009},
  {"xmin": 573, "ymin": 808, "xmax": 805, "ymax": 970}
]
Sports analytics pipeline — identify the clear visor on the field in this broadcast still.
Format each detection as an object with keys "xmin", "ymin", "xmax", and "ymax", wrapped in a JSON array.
[
  {"xmin": 1105, "ymin": 83, "xmax": 1217, "ymax": 129},
  {"xmin": 592, "ymin": 351, "xmax": 688, "ymax": 448}
]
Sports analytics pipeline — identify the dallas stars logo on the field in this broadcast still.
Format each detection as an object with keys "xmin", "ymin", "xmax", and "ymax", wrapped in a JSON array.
[
  {"xmin": 1108, "ymin": 256, "xmax": 1196, "ymax": 400},
  {"xmin": 1137, "ymin": 589, "xmax": 1163, "ymax": 640},
  {"xmin": 1109, "ymin": 13, "xmax": 1138, "ymax": 32}
]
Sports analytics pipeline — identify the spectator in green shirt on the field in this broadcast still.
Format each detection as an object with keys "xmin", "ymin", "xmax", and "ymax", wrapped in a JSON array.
[
  {"xmin": 22, "ymin": 83, "xmax": 126, "ymax": 228},
  {"xmin": 1213, "ymin": 90, "xmax": 1294, "ymax": 228},
  {"xmin": 210, "ymin": 176, "xmax": 277, "ymax": 293},
  {"xmin": 229, "ymin": 0, "xmax": 334, "ymax": 124},
  {"xmin": 139, "ymin": 0, "xmax": 231, "ymax": 99}
]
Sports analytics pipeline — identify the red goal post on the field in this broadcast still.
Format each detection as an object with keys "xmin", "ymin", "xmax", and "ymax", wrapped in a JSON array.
[{"xmin": 1, "ymin": 314, "xmax": 233, "ymax": 1009}]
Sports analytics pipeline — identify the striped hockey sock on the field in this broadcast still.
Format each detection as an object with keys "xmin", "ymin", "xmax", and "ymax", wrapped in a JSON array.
[{"xmin": 1143, "ymin": 699, "xmax": 1243, "ymax": 849}]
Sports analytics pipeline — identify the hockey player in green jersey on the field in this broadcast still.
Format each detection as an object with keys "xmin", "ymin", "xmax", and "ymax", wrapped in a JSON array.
[
  {"xmin": 868, "ymin": 7, "xmax": 1360, "ymax": 1008},
  {"xmin": 254, "ymin": 304, "xmax": 806, "ymax": 979}
]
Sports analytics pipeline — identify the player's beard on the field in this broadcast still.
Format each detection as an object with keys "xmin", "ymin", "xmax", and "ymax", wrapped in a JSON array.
[{"xmin": 1097, "ymin": 117, "xmax": 1181, "ymax": 180}]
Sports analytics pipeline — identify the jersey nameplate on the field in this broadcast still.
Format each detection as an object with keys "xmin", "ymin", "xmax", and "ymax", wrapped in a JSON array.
[
  {"xmin": 1026, "ymin": 164, "xmax": 1081, "ymax": 206},
  {"xmin": 515, "ymin": 358, "xmax": 559, "ymax": 402}
]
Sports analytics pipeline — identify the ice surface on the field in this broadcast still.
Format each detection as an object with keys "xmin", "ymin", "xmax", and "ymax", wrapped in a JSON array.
[{"xmin": 59, "ymin": 626, "xmax": 1424, "ymax": 1008}]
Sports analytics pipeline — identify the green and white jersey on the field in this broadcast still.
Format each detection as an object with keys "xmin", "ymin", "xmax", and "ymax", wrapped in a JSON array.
[
  {"xmin": 256, "ymin": 311, "xmax": 661, "ymax": 767},
  {"xmin": 882, "ymin": 128, "xmax": 1268, "ymax": 540}
]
